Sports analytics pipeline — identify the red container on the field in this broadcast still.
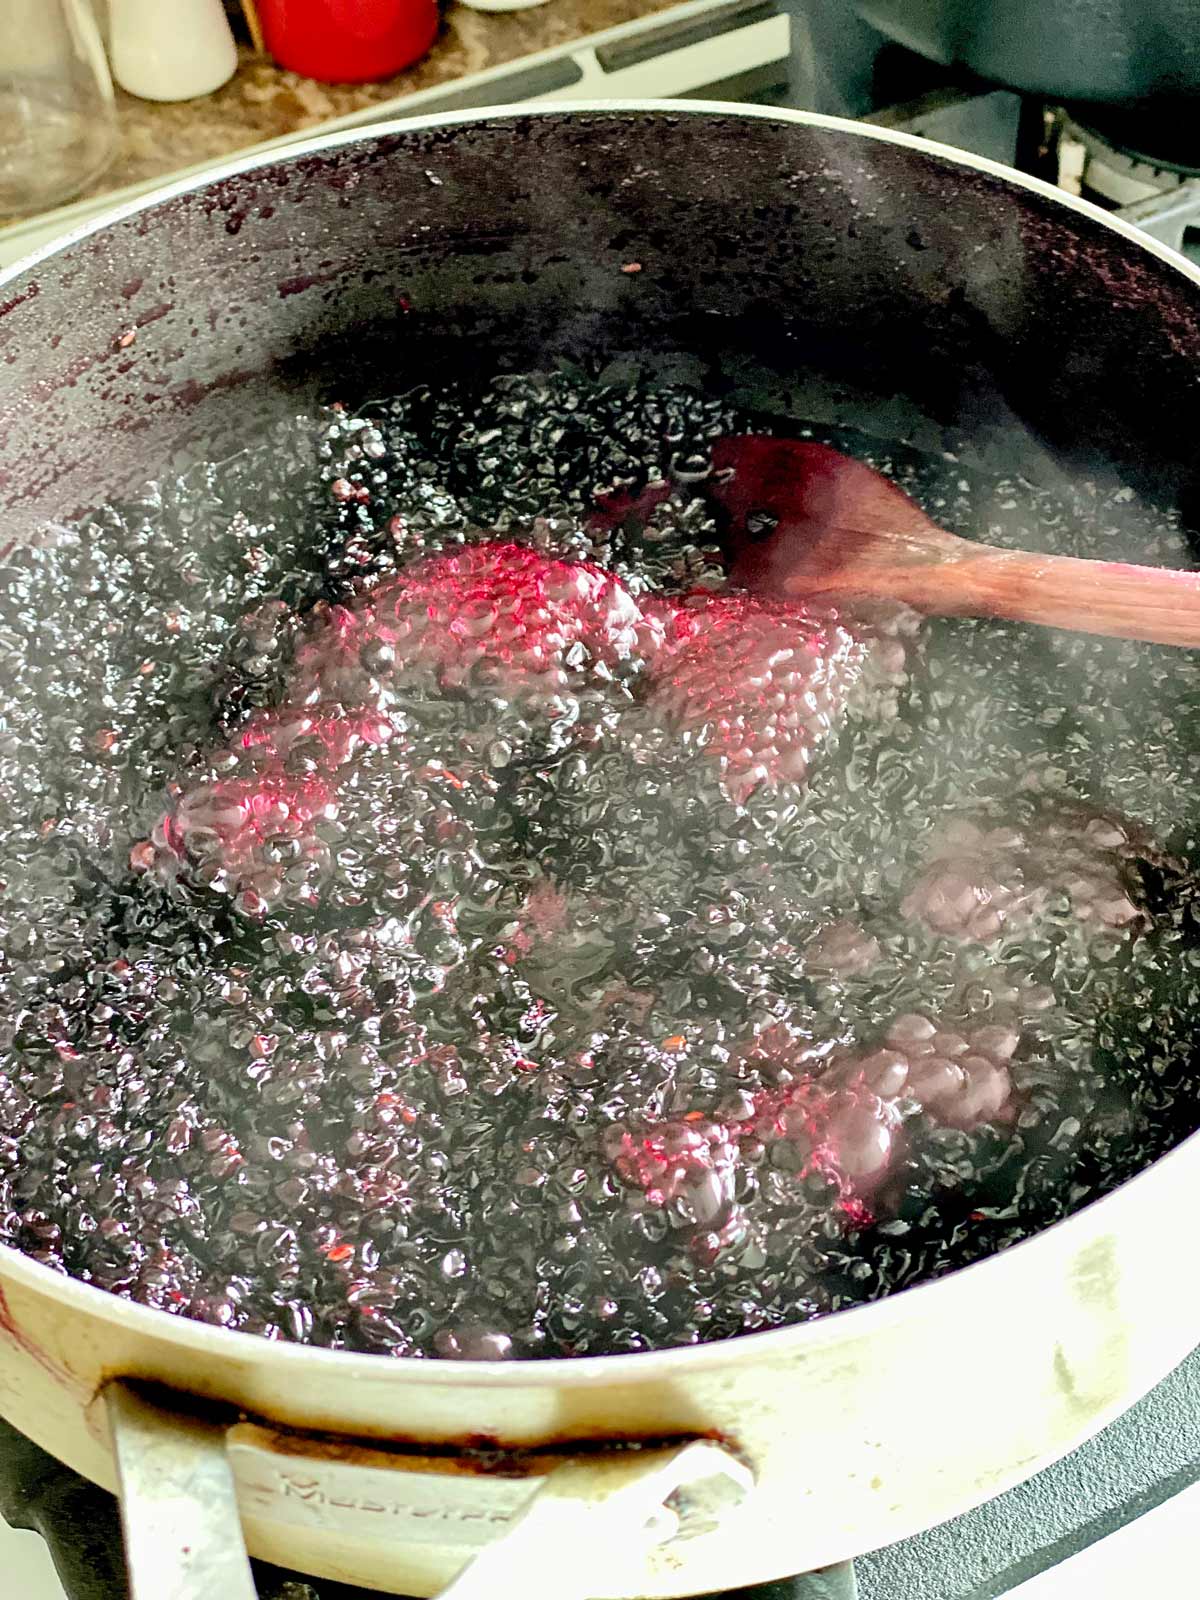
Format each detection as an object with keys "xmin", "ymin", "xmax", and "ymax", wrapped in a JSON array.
[{"xmin": 257, "ymin": 0, "xmax": 439, "ymax": 84}]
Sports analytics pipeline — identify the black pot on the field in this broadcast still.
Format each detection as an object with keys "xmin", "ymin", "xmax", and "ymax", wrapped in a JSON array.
[
  {"xmin": 854, "ymin": 0, "xmax": 1200, "ymax": 163},
  {"xmin": 855, "ymin": 0, "xmax": 1200, "ymax": 103}
]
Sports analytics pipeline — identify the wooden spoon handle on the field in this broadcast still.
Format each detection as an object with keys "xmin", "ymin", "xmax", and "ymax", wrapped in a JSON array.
[{"xmin": 947, "ymin": 547, "xmax": 1200, "ymax": 648}]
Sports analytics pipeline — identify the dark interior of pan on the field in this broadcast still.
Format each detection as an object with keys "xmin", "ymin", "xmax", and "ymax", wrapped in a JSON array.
[{"xmin": 3, "ymin": 107, "xmax": 1200, "ymax": 556}]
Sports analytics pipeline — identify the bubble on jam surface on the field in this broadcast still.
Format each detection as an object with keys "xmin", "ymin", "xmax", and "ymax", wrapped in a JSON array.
[
  {"xmin": 138, "ymin": 543, "xmax": 665, "ymax": 918},
  {"xmin": 803, "ymin": 920, "xmax": 881, "ymax": 978},
  {"xmin": 901, "ymin": 802, "xmax": 1153, "ymax": 945},
  {"xmin": 645, "ymin": 592, "xmax": 868, "ymax": 803},
  {"xmin": 0, "ymin": 373, "xmax": 1199, "ymax": 1357},
  {"xmin": 609, "ymin": 1067, "xmax": 904, "ymax": 1249},
  {"xmin": 902, "ymin": 820, "xmax": 1046, "ymax": 943},
  {"xmin": 869, "ymin": 1012, "xmax": 1020, "ymax": 1130}
]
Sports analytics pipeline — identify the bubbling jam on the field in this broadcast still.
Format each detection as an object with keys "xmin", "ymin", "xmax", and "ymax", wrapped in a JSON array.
[{"xmin": 0, "ymin": 371, "xmax": 1197, "ymax": 1359}]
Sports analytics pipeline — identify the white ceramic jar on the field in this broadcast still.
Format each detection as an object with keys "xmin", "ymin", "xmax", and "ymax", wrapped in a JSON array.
[
  {"xmin": 107, "ymin": 0, "xmax": 239, "ymax": 102},
  {"xmin": 457, "ymin": 2, "xmax": 553, "ymax": 11}
]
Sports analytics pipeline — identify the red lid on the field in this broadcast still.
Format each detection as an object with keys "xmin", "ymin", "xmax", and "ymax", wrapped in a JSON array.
[{"xmin": 257, "ymin": 0, "xmax": 440, "ymax": 84}]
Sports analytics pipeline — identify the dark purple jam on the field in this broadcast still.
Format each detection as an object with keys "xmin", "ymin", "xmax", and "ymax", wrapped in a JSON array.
[{"xmin": 0, "ymin": 371, "xmax": 1197, "ymax": 1359}]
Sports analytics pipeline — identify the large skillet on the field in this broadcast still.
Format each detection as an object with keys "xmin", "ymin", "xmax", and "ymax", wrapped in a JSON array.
[{"xmin": 2, "ymin": 104, "xmax": 1200, "ymax": 1599}]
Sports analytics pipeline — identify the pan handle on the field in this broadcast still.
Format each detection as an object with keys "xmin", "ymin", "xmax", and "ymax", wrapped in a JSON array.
[
  {"xmin": 435, "ymin": 1435, "xmax": 753, "ymax": 1600},
  {"xmin": 103, "ymin": 1380, "xmax": 753, "ymax": 1600},
  {"xmin": 106, "ymin": 1382, "xmax": 258, "ymax": 1600}
]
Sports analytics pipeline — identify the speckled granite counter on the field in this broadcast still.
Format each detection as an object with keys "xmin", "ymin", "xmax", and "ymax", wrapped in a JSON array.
[{"xmin": 83, "ymin": 2, "xmax": 683, "ymax": 208}]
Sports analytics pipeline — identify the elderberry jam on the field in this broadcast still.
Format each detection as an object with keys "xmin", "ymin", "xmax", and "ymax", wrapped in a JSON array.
[{"xmin": 0, "ymin": 371, "xmax": 1197, "ymax": 1359}]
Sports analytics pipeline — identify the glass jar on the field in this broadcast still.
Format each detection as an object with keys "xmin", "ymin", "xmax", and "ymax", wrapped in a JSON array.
[{"xmin": 0, "ymin": 0, "xmax": 117, "ymax": 217}]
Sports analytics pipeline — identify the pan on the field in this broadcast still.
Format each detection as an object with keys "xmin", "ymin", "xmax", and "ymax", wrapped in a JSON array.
[{"xmin": 1, "ymin": 103, "xmax": 1200, "ymax": 1599}]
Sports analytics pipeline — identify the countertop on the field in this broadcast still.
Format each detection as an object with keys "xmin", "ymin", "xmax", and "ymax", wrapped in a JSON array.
[{"xmin": 75, "ymin": 1, "xmax": 683, "ymax": 210}]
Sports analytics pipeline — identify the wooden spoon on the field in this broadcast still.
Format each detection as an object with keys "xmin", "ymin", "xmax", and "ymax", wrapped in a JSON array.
[{"xmin": 707, "ymin": 435, "xmax": 1200, "ymax": 648}]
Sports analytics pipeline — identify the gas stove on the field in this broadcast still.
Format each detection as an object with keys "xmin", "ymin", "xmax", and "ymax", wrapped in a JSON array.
[{"xmin": 5, "ymin": 4, "xmax": 1200, "ymax": 1599}]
